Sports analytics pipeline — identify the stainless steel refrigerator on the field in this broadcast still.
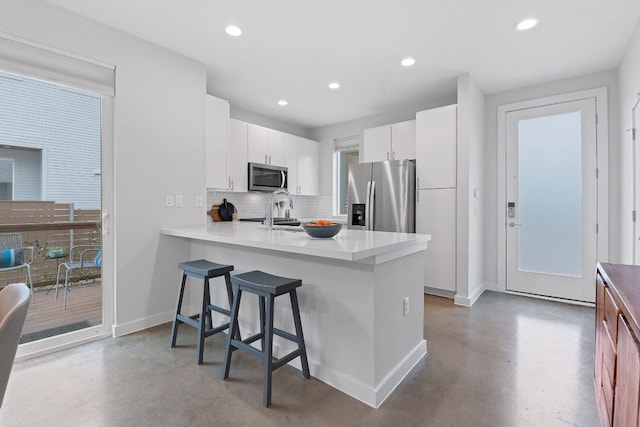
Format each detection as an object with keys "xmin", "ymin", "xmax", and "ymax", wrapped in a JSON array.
[{"xmin": 347, "ymin": 159, "xmax": 415, "ymax": 232}]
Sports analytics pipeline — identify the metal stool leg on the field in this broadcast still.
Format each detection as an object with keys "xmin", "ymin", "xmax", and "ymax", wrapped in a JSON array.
[
  {"xmin": 290, "ymin": 289, "xmax": 310, "ymax": 378},
  {"xmin": 197, "ymin": 278, "xmax": 211, "ymax": 364},
  {"xmin": 170, "ymin": 273, "xmax": 188, "ymax": 347},
  {"xmin": 223, "ymin": 286, "xmax": 242, "ymax": 380},
  {"xmin": 263, "ymin": 294, "xmax": 274, "ymax": 407}
]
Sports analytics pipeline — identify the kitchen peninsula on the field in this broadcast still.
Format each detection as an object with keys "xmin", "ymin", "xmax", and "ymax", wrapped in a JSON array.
[{"xmin": 161, "ymin": 222, "xmax": 430, "ymax": 408}]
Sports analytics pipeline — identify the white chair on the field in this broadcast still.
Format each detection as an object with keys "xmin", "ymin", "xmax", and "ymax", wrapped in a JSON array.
[
  {"xmin": 0, "ymin": 233, "xmax": 34, "ymax": 302},
  {"xmin": 0, "ymin": 283, "xmax": 31, "ymax": 408},
  {"xmin": 55, "ymin": 245, "xmax": 101, "ymax": 309}
]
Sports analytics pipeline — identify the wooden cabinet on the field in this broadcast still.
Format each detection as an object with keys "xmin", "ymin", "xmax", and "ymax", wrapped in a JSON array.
[
  {"xmin": 205, "ymin": 94, "xmax": 230, "ymax": 189},
  {"xmin": 227, "ymin": 118, "xmax": 248, "ymax": 192},
  {"xmin": 416, "ymin": 188, "xmax": 456, "ymax": 293},
  {"xmin": 415, "ymin": 104, "xmax": 456, "ymax": 189},
  {"xmin": 284, "ymin": 134, "xmax": 320, "ymax": 195},
  {"xmin": 363, "ymin": 120, "xmax": 415, "ymax": 163},
  {"xmin": 595, "ymin": 263, "xmax": 640, "ymax": 427},
  {"xmin": 247, "ymin": 123, "xmax": 285, "ymax": 166}
]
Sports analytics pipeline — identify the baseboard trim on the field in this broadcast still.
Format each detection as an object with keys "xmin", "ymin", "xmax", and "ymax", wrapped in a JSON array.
[
  {"xmin": 112, "ymin": 310, "xmax": 175, "ymax": 337},
  {"xmin": 423, "ymin": 287, "xmax": 455, "ymax": 299},
  {"xmin": 505, "ymin": 290, "xmax": 595, "ymax": 307},
  {"xmin": 454, "ymin": 285, "xmax": 486, "ymax": 307}
]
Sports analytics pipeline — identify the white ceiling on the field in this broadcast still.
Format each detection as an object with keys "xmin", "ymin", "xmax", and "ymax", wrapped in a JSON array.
[{"xmin": 42, "ymin": 0, "xmax": 640, "ymax": 129}]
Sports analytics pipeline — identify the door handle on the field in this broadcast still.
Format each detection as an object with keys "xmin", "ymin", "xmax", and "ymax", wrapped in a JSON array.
[
  {"xmin": 365, "ymin": 181, "xmax": 371, "ymax": 230},
  {"xmin": 508, "ymin": 222, "xmax": 521, "ymax": 227}
]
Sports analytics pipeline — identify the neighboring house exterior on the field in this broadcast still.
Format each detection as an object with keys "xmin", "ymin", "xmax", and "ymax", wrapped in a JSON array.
[{"xmin": 0, "ymin": 70, "xmax": 101, "ymax": 209}]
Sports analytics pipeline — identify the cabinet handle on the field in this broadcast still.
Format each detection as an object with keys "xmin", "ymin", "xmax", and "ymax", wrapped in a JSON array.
[
  {"xmin": 392, "ymin": 151, "xmax": 395, "ymax": 160},
  {"xmin": 264, "ymin": 154, "xmax": 268, "ymax": 164},
  {"xmin": 417, "ymin": 177, "xmax": 420, "ymax": 188},
  {"xmin": 386, "ymin": 152, "xmax": 390, "ymax": 160},
  {"xmin": 228, "ymin": 176, "xmax": 231, "ymax": 190},
  {"xmin": 231, "ymin": 180, "xmax": 234, "ymax": 191},
  {"xmin": 269, "ymin": 155, "xmax": 271, "ymax": 165},
  {"xmin": 298, "ymin": 185, "xmax": 301, "ymax": 195}
]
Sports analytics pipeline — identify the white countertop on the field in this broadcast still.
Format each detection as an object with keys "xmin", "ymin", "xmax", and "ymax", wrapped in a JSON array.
[{"xmin": 161, "ymin": 222, "xmax": 430, "ymax": 262}]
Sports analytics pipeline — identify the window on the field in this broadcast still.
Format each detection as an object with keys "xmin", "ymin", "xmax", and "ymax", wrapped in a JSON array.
[
  {"xmin": 334, "ymin": 135, "xmax": 359, "ymax": 215},
  {"xmin": 0, "ymin": 158, "xmax": 14, "ymax": 200}
]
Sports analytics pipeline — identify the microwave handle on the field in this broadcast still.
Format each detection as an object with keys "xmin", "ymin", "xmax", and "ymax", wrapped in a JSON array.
[{"xmin": 281, "ymin": 170, "xmax": 286, "ymax": 188}]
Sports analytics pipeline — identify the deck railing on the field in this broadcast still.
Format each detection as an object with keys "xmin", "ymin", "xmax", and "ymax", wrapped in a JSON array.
[{"xmin": 0, "ymin": 201, "xmax": 101, "ymax": 288}]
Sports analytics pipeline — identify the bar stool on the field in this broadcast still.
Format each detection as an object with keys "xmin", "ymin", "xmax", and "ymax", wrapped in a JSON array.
[
  {"xmin": 170, "ymin": 259, "xmax": 234, "ymax": 364},
  {"xmin": 222, "ymin": 270, "xmax": 310, "ymax": 407}
]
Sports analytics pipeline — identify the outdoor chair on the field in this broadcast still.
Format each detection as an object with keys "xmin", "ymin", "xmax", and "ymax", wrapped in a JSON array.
[
  {"xmin": 0, "ymin": 283, "xmax": 31, "ymax": 408},
  {"xmin": 55, "ymin": 245, "xmax": 101, "ymax": 310},
  {"xmin": 0, "ymin": 233, "xmax": 34, "ymax": 302}
]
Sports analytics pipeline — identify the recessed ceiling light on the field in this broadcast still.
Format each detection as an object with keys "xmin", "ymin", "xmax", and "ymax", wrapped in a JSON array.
[
  {"xmin": 401, "ymin": 57, "xmax": 416, "ymax": 67},
  {"xmin": 516, "ymin": 18, "xmax": 539, "ymax": 31},
  {"xmin": 277, "ymin": 99, "xmax": 288, "ymax": 106},
  {"xmin": 225, "ymin": 25, "xmax": 242, "ymax": 37},
  {"xmin": 328, "ymin": 82, "xmax": 341, "ymax": 90}
]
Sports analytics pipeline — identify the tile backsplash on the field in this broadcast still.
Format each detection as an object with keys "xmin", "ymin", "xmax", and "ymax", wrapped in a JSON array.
[{"xmin": 207, "ymin": 191, "xmax": 333, "ymax": 220}]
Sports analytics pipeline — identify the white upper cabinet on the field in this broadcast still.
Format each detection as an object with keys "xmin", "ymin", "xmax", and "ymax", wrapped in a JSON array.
[
  {"xmin": 391, "ymin": 120, "xmax": 416, "ymax": 160},
  {"xmin": 247, "ymin": 123, "xmax": 285, "ymax": 166},
  {"xmin": 416, "ymin": 104, "xmax": 457, "ymax": 189},
  {"xmin": 205, "ymin": 94, "xmax": 230, "ymax": 189},
  {"xmin": 228, "ymin": 118, "xmax": 248, "ymax": 192},
  {"xmin": 296, "ymin": 137, "xmax": 320, "ymax": 195},
  {"xmin": 363, "ymin": 125, "xmax": 391, "ymax": 162},
  {"xmin": 284, "ymin": 134, "xmax": 320, "ymax": 195},
  {"xmin": 363, "ymin": 120, "xmax": 416, "ymax": 163}
]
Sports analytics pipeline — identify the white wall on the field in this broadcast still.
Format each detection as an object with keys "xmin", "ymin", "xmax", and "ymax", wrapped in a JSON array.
[
  {"xmin": 310, "ymin": 95, "xmax": 456, "ymax": 196},
  {"xmin": 455, "ymin": 74, "xmax": 486, "ymax": 306},
  {"xmin": 0, "ymin": 0, "xmax": 208, "ymax": 334},
  {"xmin": 618, "ymin": 19, "xmax": 640, "ymax": 264},
  {"xmin": 483, "ymin": 70, "xmax": 620, "ymax": 290}
]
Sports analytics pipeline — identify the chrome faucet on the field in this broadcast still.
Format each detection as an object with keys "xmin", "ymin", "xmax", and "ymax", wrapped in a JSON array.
[{"xmin": 267, "ymin": 188, "xmax": 294, "ymax": 230}]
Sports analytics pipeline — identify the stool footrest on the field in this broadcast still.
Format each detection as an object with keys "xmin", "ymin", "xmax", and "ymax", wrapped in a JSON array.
[
  {"xmin": 230, "ymin": 338, "xmax": 263, "ymax": 360},
  {"xmin": 211, "ymin": 305, "xmax": 231, "ymax": 317},
  {"xmin": 176, "ymin": 313, "xmax": 200, "ymax": 329},
  {"xmin": 273, "ymin": 328, "xmax": 298, "ymax": 343},
  {"xmin": 273, "ymin": 349, "xmax": 303, "ymax": 370}
]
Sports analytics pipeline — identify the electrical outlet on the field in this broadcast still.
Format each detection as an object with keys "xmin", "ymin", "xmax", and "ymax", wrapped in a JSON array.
[
  {"xmin": 175, "ymin": 195, "xmax": 183, "ymax": 207},
  {"xmin": 195, "ymin": 195, "xmax": 203, "ymax": 208},
  {"xmin": 165, "ymin": 195, "xmax": 174, "ymax": 208},
  {"xmin": 403, "ymin": 297, "xmax": 410, "ymax": 316}
]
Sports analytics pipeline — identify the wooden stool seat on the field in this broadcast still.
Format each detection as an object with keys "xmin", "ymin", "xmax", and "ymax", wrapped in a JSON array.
[
  {"xmin": 222, "ymin": 270, "xmax": 310, "ymax": 407},
  {"xmin": 170, "ymin": 259, "xmax": 234, "ymax": 364}
]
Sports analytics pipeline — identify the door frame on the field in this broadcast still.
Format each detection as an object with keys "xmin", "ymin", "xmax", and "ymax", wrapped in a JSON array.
[
  {"xmin": 496, "ymin": 88, "xmax": 609, "ymax": 298},
  {"xmin": 15, "ymin": 96, "xmax": 114, "ymax": 361}
]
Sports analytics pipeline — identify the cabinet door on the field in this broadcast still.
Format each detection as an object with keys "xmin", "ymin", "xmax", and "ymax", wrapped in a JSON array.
[
  {"xmin": 363, "ymin": 125, "xmax": 391, "ymax": 163},
  {"xmin": 267, "ymin": 129, "xmax": 285, "ymax": 166},
  {"xmin": 284, "ymin": 134, "xmax": 298, "ymax": 194},
  {"xmin": 391, "ymin": 120, "xmax": 416, "ymax": 160},
  {"xmin": 205, "ymin": 95, "xmax": 229, "ymax": 189},
  {"xmin": 297, "ymin": 137, "xmax": 320, "ymax": 195},
  {"xmin": 247, "ymin": 123, "xmax": 269, "ymax": 164},
  {"xmin": 614, "ymin": 314, "xmax": 640, "ymax": 427},
  {"xmin": 416, "ymin": 105, "xmax": 457, "ymax": 189},
  {"xmin": 416, "ymin": 188, "xmax": 456, "ymax": 291},
  {"xmin": 228, "ymin": 119, "xmax": 248, "ymax": 192}
]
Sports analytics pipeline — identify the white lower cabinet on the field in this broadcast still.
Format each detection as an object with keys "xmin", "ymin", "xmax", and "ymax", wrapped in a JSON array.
[
  {"xmin": 228, "ymin": 118, "xmax": 248, "ymax": 192},
  {"xmin": 416, "ymin": 188, "xmax": 456, "ymax": 292}
]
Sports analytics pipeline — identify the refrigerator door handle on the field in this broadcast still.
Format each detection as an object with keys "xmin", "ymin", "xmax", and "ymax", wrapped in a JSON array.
[
  {"xmin": 369, "ymin": 180, "xmax": 376, "ymax": 230},
  {"xmin": 365, "ymin": 181, "xmax": 372, "ymax": 230},
  {"xmin": 281, "ymin": 170, "xmax": 286, "ymax": 188}
]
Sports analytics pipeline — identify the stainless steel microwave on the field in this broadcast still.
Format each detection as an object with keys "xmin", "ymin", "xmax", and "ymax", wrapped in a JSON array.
[{"xmin": 248, "ymin": 162, "xmax": 288, "ymax": 192}]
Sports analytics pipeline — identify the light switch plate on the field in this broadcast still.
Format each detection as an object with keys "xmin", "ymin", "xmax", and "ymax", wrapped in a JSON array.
[
  {"xmin": 195, "ymin": 196, "xmax": 203, "ymax": 208},
  {"xmin": 175, "ymin": 195, "xmax": 183, "ymax": 208},
  {"xmin": 165, "ymin": 195, "xmax": 174, "ymax": 208}
]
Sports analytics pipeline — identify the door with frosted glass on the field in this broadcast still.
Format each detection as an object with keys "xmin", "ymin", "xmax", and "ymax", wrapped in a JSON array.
[{"xmin": 506, "ymin": 98, "xmax": 597, "ymax": 302}]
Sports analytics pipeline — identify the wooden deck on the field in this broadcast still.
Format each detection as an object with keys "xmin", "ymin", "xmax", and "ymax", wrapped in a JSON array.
[{"xmin": 21, "ymin": 281, "xmax": 102, "ymax": 341}]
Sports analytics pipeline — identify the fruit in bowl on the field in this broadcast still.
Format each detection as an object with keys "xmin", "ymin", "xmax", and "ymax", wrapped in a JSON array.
[{"xmin": 302, "ymin": 220, "xmax": 342, "ymax": 238}]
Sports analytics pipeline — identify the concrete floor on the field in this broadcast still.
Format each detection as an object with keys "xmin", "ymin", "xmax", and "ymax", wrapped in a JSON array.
[{"xmin": 0, "ymin": 292, "xmax": 599, "ymax": 426}]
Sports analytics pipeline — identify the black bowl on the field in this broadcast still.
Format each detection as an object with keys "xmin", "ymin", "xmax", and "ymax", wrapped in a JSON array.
[{"xmin": 302, "ymin": 222, "xmax": 342, "ymax": 238}]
